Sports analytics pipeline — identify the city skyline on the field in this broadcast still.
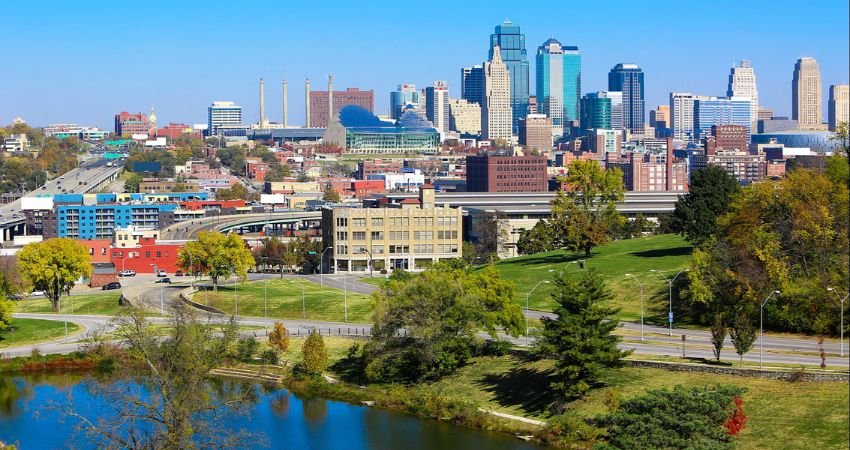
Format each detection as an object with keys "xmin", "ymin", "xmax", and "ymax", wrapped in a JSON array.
[{"xmin": 3, "ymin": 0, "xmax": 848, "ymax": 129}]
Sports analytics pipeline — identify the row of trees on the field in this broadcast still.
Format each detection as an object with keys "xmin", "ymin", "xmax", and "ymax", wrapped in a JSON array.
[
  {"xmin": 177, "ymin": 231, "xmax": 256, "ymax": 290},
  {"xmin": 253, "ymin": 236, "xmax": 321, "ymax": 274}
]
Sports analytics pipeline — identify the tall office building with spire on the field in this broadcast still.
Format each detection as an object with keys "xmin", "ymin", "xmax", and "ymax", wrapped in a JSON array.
[
  {"xmin": 792, "ymin": 57, "xmax": 823, "ymax": 130},
  {"xmin": 608, "ymin": 63, "xmax": 645, "ymax": 133},
  {"xmin": 536, "ymin": 38, "xmax": 581, "ymax": 136},
  {"xmin": 489, "ymin": 20, "xmax": 529, "ymax": 131},
  {"xmin": 482, "ymin": 46, "xmax": 512, "ymax": 140},
  {"xmin": 727, "ymin": 60, "xmax": 758, "ymax": 129}
]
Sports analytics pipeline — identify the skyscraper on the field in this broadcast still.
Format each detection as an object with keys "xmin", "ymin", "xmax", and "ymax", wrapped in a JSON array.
[
  {"xmin": 461, "ymin": 65, "xmax": 484, "ymax": 105},
  {"xmin": 693, "ymin": 96, "xmax": 752, "ymax": 142},
  {"xmin": 425, "ymin": 81, "xmax": 450, "ymax": 134},
  {"xmin": 792, "ymin": 57, "xmax": 823, "ymax": 130},
  {"xmin": 608, "ymin": 64, "xmax": 645, "ymax": 133},
  {"xmin": 670, "ymin": 92, "xmax": 711, "ymax": 143},
  {"xmin": 390, "ymin": 84, "xmax": 420, "ymax": 120},
  {"xmin": 727, "ymin": 60, "xmax": 759, "ymax": 129},
  {"xmin": 580, "ymin": 93, "xmax": 611, "ymax": 131},
  {"xmin": 489, "ymin": 20, "xmax": 529, "ymax": 131},
  {"xmin": 482, "ymin": 45, "xmax": 512, "ymax": 141},
  {"xmin": 650, "ymin": 105, "xmax": 670, "ymax": 129},
  {"xmin": 535, "ymin": 38, "xmax": 581, "ymax": 136},
  {"xmin": 828, "ymin": 84, "xmax": 849, "ymax": 131}
]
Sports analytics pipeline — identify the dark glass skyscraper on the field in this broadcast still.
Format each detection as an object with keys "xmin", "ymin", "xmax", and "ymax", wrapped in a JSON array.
[
  {"xmin": 489, "ymin": 20, "xmax": 529, "ymax": 131},
  {"xmin": 461, "ymin": 65, "xmax": 484, "ymax": 104},
  {"xmin": 580, "ymin": 93, "xmax": 611, "ymax": 132},
  {"xmin": 608, "ymin": 63, "xmax": 645, "ymax": 133}
]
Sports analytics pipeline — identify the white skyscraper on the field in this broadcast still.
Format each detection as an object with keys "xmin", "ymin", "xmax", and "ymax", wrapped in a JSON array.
[
  {"xmin": 828, "ymin": 84, "xmax": 849, "ymax": 131},
  {"xmin": 670, "ymin": 92, "xmax": 712, "ymax": 143},
  {"xmin": 727, "ymin": 60, "xmax": 758, "ymax": 129},
  {"xmin": 792, "ymin": 57, "xmax": 823, "ymax": 130},
  {"xmin": 426, "ymin": 81, "xmax": 450, "ymax": 134},
  {"xmin": 482, "ymin": 45, "xmax": 513, "ymax": 141},
  {"xmin": 207, "ymin": 101, "xmax": 242, "ymax": 135}
]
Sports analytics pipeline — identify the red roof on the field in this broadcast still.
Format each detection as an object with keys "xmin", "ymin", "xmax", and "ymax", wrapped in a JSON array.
[
  {"xmin": 420, "ymin": 183, "xmax": 434, "ymax": 189},
  {"xmin": 400, "ymin": 198, "xmax": 420, "ymax": 204}
]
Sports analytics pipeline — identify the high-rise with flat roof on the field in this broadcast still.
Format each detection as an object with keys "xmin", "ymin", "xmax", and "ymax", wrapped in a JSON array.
[
  {"xmin": 608, "ymin": 63, "xmax": 645, "ymax": 133},
  {"xmin": 727, "ymin": 60, "xmax": 759, "ymax": 129},
  {"xmin": 461, "ymin": 65, "xmax": 484, "ymax": 105},
  {"xmin": 792, "ymin": 57, "xmax": 823, "ymax": 130},
  {"xmin": 482, "ymin": 46, "xmax": 513, "ymax": 141},
  {"xmin": 425, "ymin": 81, "xmax": 450, "ymax": 134},
  {"xmin": 310, "ymin": 88, "xmax": 374, "ymax": 128},
  {"xmin": 490, "ymin": 20, "xmax": 529, "ymax": 130},
  {"xmin": 670, "ymin": 92, "xmax": 711, "ymax": 143},
  {"xmin": 115, "ymin": 112, "xmax": 150, "ymax": 136},
  {"xmin": 390, "ymin": 84, "xmax": 420, "ymax": 120},
  {"xmin": 207, "ymin": 101, "xmax": 242, "ymax": 136},
  {"xmin": 518, "ymin": 114, "xmax": 553, "ymax": 152},
  {"xmin": 580, "ymin": 93, "xmax": 611, "ymax": 132},
  {"xmin": 466, "ymin": 152, "xmax": 547, "ymax": 192},
  {"xmin": 449, "ymin": 99, "xmax": 482, "ymax": 135},
  {"xmin": 828, "ymin": 84, "xmax": 849, "ymax": 131},
  {"xmin": 650, "ymin": 105, "xmax": 670, "ymax": 129},
  {"xmin": 535, "ymin": 38, "xmax": 581, "ymax": 136},
  {"xmin": 693, "ymin": 97, "xmax": 752, "ymax": 142}
]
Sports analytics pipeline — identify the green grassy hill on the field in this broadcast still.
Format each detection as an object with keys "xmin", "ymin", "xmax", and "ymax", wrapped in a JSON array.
[{"xmin": 486, "ymin": 234, "xmax": 692, "ymax": 323}]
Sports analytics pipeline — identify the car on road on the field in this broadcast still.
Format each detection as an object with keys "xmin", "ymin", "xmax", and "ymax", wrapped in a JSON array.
[
  {"xmin": 102, "ymin": 282, "xmax": 121, "ymax": 290},
  {"xmin": 118, "ymin": 269, "xmax": 136, "ymax": 277},
  {"xmin": 154, "ymin": 278, "xmax": 172, "ymax": 284},
  {"xmin": 156, "ymin": 270, "xmax": 167, "ymax": 277},
  {"xmin": 174, "ymin": 270, "xmax": 184, "ymax": 277},
  {"xmin": 30, "ymin": 291, "xmax": 45, "ymax": 297}
]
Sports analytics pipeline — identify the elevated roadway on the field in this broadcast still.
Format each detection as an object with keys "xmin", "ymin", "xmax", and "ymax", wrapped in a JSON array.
[{"xmin": 161, "ymin": 211, "xmax": 322, "ymax": 240}]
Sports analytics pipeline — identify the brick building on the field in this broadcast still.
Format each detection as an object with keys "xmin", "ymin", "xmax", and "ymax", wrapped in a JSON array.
[
  {"xmin": 110, "ymin": 236, "xmax": 185, "ymax": 274},
  {"xmin": 466, "ymin": 152, "xmax": 548, "ymax": 192},
  {"xmin": 710, "ymin": 125, "xmax": 748, "ymax": 152},
  {"xmin": 352, "ymin": 180, "xmax": 386, "ymax": 199},
  {"xmin": 114, "ymin": 112, "xmax": 150, "ymax": 136},
  {"xmin": 309, "ymin": 88, "xmax": 374, "ymax": 128},
  {"xmin": 518, "ymin": 114, "xmax": 554, "ymax": 153},
  {"xmin": 356, "ymin": 159, "xmax": 404, "ymax": 180}
]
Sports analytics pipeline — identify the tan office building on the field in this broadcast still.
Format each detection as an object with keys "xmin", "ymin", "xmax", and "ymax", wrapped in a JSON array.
[
  {"xmin": 828, "ymin": 84, "xmax": 849, "ymax": 131},
  {"xmin": 321, "ymin": 185, "xmax": 462, "ymax": 272},
  {"xmin": 792, "ymin": 57, "xmax": 824, "ymax": 130}
]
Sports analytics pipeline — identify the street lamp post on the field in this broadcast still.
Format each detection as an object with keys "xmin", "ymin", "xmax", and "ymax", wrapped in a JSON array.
[
  {"xmin": 525, "ymin": 280, "xmax": 550, "ymax": 346},
  {"xmin": 625, "ymin": 273, "xmax": 645, "ymax": 341},
  {"xmin": 319, "ymin": 247, "xmax": 332, "ymax": 287},
  {"xmin": 651, "ymin": 269, "xmax": 688, "ymax": 336},
  {"xmin": 359, "ymin": 249, "xmax": 373, "ymax": 278},
  {"xmin": 301, "ymin": 283, "xmax": 306, "ymax": 320},
  {"xmin": 760, "ymin": 290, "xmax": 780, "ymax": 369},
  {"xmin": 827, "ymin": 288, "xmax": 849, "ymax": 357}
]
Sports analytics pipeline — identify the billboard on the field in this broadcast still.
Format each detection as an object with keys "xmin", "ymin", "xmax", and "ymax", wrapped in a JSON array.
[
  {"xmin": 260, "ymin": 194, "xmax": 286, "ymax": 204},
  {"xmin": 21, "ymin": 197, "xmax": 53, "ymax": 210},
  {"xmin": 132, "ymin": 161, "xmax": 162, "ymax": 173}
]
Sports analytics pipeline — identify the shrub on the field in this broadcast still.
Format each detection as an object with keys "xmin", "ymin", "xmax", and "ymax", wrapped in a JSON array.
[
  {"xmin": 236, "ymin": 337, "xmax": 259, "ymax": 362},
  {"xmin": 268, "ymin": 322, "xmax": 290, "ymax": 353},
  {"xmin": 300, "ymin": 331, "xmax": 327, "ymax": 376},
  {"xmin": 478, "ymin": 339, "xmax": 513, "ymax": 357},
  {"xmin": 261, "ymin": 349, "xmax": 279, "ymax": 365}
]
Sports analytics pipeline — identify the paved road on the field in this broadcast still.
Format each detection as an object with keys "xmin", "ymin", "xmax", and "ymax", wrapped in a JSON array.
[{"xmin": 160, "ymin": 211, "xmax": 321, "ymax": 240}]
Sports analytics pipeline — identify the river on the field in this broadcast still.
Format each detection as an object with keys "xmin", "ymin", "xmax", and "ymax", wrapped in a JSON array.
[{"xmin": 0, "ymin": 374, "xmax": 544, "ymax": 449}]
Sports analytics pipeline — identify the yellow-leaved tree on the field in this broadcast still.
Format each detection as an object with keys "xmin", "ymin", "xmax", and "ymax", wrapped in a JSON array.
[{"xmin": 17, "ymin": 238, "xmax": 92, "ymax": 312}]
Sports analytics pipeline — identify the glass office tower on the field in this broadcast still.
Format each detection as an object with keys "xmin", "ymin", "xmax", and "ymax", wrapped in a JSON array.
[
  {"xmin": 489, "ymin": 20, "xmax": 529, "ymax": 131},
  {"xmin": 608, "ymin": 63, "xmax": 645, "ymax": 133}
]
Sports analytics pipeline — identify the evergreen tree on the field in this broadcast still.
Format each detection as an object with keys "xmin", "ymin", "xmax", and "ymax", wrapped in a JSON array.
[
  {"xmin": 670, "ymin": 165, "xmax": 740, "ymax": 245},
  {"xmin": 538, "ymin": 269, "xmax": 632, "ymax": 402},
  {"xmin": 301, "ymin": 331, "xmax": 328, "ymax": 375}
]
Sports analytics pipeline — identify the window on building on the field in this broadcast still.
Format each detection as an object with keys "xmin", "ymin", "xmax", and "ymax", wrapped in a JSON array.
[
  {"xmin": 352, "ymin": 232, "xmax": 366, "ymax": 241},
  {"xmin": 371, "ymin": 231, "xmax": 383, "ymax": 240},
  {"xmin": 371, "ymin": 218, "xmax": 383, "ymax": 227}
]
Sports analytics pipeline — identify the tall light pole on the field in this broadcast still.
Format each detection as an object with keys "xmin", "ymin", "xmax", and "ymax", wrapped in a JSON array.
[
  {"xmin": 319, "ymin": 247, "xmax": 332, "ymax": 287},
  {"xmin": 625, "ymin": 273, "xmax": 645, "ymax": 341},
  {"xmin": 760, "ymin": 290, "xmax": 780, "ymax": 369},
  {"xmin": 359, "ymin": 249, "xmax": 373, "ymax": 277},
  {"xmin": 301, "ymin": 282, "xmax": 306, "ymax": 320},
  {"xmin": 343, "ymin": 274, "xmax": 348, "ymax": 323},
  {"xmin": 525, "ymin": 280, "xmax": 550, "ymax": 346},
  {"xmin": 827, "ymin": 288, "xmax": 848, "ymax": 357},
  {"xmin": 651, "ymin": 269, "xmax": 688, "ymax": 336}
]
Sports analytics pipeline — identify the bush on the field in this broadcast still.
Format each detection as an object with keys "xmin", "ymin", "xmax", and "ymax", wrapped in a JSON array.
[
  {"xmin": 478, "ymin": 339, "xmax": 513, "ymax": 357},
  {"xmin": 236, "ymin": 337, "xmax": 259, "ymax": 362},
  {"xmin": 268, "ymin": 322, "xmax": 290, "ymax": 353},
  {"xmin": 300, "ymin": 331, "xmax": 327, "ymax": 376},
  {"xmin": 261, "ymin": 349, "xmax": 279, "ymax": 365},
  {"xmin": 535, "ymin": 413, "xmax": 602, "ymax": 448}
]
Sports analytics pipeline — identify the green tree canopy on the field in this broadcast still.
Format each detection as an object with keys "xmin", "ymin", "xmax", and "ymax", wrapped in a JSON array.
[
  {"xmin": 670, "ymin": 165, "xmax": 741, "ymax": 245},
  {"xmin": 364, "ymin": 263, "xmax": 523, "ymax": 382},
  {"xmin": 17, "ymin": 238, "xmax": 92, "ymax": 312},
  {"xmin": 550, "ymin": 160, "xmax": 625, "ymax": 257},
  {"xmin": 537, "ymin": 269, "xmax": 631, "ymax": 402},
  {"xmin": 177, "ymin": 232, "xmax": 255, "ymax": 290}
]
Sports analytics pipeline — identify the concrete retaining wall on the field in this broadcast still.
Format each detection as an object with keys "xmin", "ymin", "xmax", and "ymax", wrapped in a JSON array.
[
  {"xmin": 178, "ymin": 288, "xmax": 226, "ymax": 315},
  {"xmin": 626, "ymin": 359, "xmax": 849, "ymax": 382}
]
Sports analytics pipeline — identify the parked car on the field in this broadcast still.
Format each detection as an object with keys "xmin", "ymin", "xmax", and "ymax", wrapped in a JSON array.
[
  {"xmin": 157, "ymin": 270, "xmax": 167, "ymax": 277},
  {"xmin": 154, "ymin": 277, "xmax": 171, "ymax": 284},
  {"xmin": 30, "ymin": 290, "xmax": 45, "ymax": 297},
  {"xmin": 118, "ymin": 269, "xmax": 136, "ymax": 277},
  {"xmin": 102, "ymin": 282, "xmax": 121, "ymax": 290},
  {"xmin": 174, "ymin": 270, "xmax": 184, "ymax": 277}
]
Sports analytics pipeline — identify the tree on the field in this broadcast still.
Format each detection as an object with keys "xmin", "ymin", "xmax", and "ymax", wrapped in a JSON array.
[
  {"xmin": 550, "ymin": 160, "xmax": 625, "ymax": 257},
  {"xmin": 472, "ymin": 210, "xmax": 508, "ymax": 261},
  {"xmin": 268, "ymin": 322, "xmax": 290, "ymax": 353},
  {"xmin": 710, "ymin": 313, "xmax": 727, "ymax": 363},
  {"xmin": 516, "ymin": 221, "xmax": 554, "ymax": 255},
  {"xmin": 364, "ymin": 263, "xmax": 523, "ymax": 382},
  {"xmin": 124, "ymin": 173, "xmax": 143, "ymax": 193},
  {"xmin": 322, "ymin": 185, "xmax": 341, "ymax": 202},
  {"xmin": 537, "ymin": 269, "xmax": 631, "ymax": 403},
  {"xmin": 597, "ymin": 385, "xmax": 747, "ymax": 449},
  {"xmin": 177, "ymin": 232, "xmax": 255, "ymax": 291},
  {"xmin": 17, "ymin": 238, "xmax": 92, "ymax": 312},
  {"xmin": 729, "ymin": 312, "xmax": 756, "ymax": 366},
  {"xmin": 215, "ymin": 183, "xmax": 250, "ymax": 201},
  {"xmin": 63, "ymin": 306, "xmax": 259, "ymax": 448},
  {"xmin": 670, "ymin": 165, "xmax": 740, "ymax": 245},
  {"xmin": 301, "ymin": 331, "xmax": 328, "ymax": 376}
]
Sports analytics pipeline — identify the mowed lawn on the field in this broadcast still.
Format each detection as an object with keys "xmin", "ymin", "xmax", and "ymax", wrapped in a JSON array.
[
  {"xmin": 201, "ymin": 279, "xmax": 373, "ymax": 323},
  {"xmin": 486, "ymin": 234, "xmax": 692, "ymax": 323},
  {"xmin": 419, "ymin": 355, "xmax": 849, "ymax": 450},
  {"xmin": 13, "ymin": 293, "xmax": 123, "ymax": 316},
  {"xmin": 0, "ymin": 318, "xmax": 81, "ymax": 348}
]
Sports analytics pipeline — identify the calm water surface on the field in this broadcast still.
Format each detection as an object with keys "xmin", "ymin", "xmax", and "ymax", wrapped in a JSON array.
[{"xmin": 0, "ymin": 374, "xmax": 545, "ymax": 449}]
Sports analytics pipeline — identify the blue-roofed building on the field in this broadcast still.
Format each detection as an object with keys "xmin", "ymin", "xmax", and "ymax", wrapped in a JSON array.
[
  {"xmin": 323, "ymin": 105, "xmax": 440, "ymax": 154},
  {"xmin": 751, "ymin": 130, "xmax": 840, "ymax": 153}
]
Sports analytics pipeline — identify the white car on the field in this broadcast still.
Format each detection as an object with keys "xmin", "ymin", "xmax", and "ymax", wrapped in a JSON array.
[
  {"xmin": 118, "ymin": 269, "xmax": 136, "ymax": 277},
  {"xmin": 157, "ymin": 270, "xmax": 167, "ymax": 277},
  {"xmin": 30, "ymin": 291, "xmax": 46, "ymax": 297}
]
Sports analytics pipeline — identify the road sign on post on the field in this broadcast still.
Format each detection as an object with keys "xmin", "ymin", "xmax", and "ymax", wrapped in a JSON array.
[{"xmin": 668, "ymin": 312, "xmax": 674, "ymax": 322}]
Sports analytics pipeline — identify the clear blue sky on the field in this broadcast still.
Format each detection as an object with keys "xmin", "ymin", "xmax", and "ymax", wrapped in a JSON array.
[{"xmin": 3, "ymin": 0, "xmax": 848, "ymax": 129}]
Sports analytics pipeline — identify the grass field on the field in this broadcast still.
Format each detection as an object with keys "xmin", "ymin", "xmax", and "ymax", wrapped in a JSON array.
[
  {"xmin": 13, "ymin": 293, "xmax": 123, "ymax": 316},
  {"xmin": 0, "ymin": 318, "xmax": 81, "ymax": 349},
  {"xmin": 486, "ymin": 234, "xmax": 692, "ymax": 323},
  {"xmin": 201, "ymin": 279, "xmax": 373, "ymax": 323},
  {"xmin": 417, "ymin": 355, "xmax": 849, "ymax": 449}
]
